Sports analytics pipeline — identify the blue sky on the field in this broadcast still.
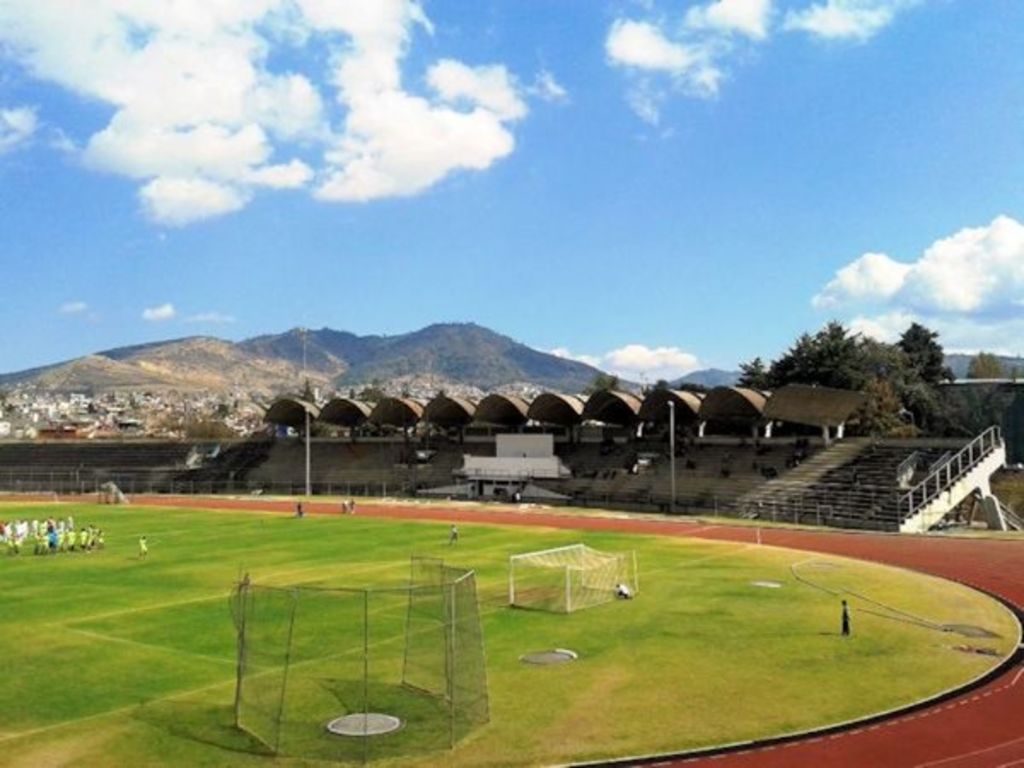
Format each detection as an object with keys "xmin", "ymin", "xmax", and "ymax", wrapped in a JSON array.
[{"xmin": 1, "ymin": 0, "xmax": 1023, "ymax": 382}]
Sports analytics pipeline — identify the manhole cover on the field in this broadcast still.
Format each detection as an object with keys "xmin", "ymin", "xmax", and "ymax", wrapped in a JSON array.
[
  {"xmin": 751, "ymin": 580, "xmax": 783, "ymax": 589},
  {"xmin": 952, "ymin": 645, "xmax": 1001, "ymax": 657},
  {"xmin": 326, "ymin": 713, "xmax": 403, "ymax": 737},
  {"xmin": 943, "ymin": 624, "xmax": 999, "ymax": 639},
  {"xmin": 521, "ymin": 648, "xmax": 578, "ymax": 665}
]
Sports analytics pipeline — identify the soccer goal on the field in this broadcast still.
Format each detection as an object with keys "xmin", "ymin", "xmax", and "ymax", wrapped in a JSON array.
[
  {"xmin": 229, "ymin": 557, "xmax": 489, "ymax": 764},
  {"xmin": 509, "ymin": 544, "xmax": 638, "ymax": 613}
]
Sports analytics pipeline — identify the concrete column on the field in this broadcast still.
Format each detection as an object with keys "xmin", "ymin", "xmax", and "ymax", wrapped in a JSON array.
[
  {"xmin": 837, "ymin": 422, "xmax": 845, "ymax": 439},
  {"xmin": 821, "ymin": 424, "xmax": 831, "ymax": 446},
  {"xmin": 698, "ymin": 421, "xmax": 706, "ymax": 438},
  {"xmin": 763, "ymin": 422, "xmax": 773, "ymax": 439}
]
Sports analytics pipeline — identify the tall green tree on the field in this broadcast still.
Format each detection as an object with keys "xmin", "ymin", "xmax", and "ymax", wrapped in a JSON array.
[
  {"xmin": 967, "ymin": 352, "xmax": 1006, "ymax": 379},
  {"xmin": 898, "ymin": 323, "xmax": 952, "ymax": 384},
  {"xmin": 584, "ymin": 372, "xmax": 621, "ymax": 394},
  {"xmin": 737, "ymin": 357, "xmax": 770, "ymax": 389}
]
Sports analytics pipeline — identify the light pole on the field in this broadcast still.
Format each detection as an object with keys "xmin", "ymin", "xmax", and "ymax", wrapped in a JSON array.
[
  {"xmin": 302, "ymin": 328, "xmax": 311, "ymax": 498},
  {"xmin": 668, "ymin": 400, "xmax": 676, "ymax": 514}
]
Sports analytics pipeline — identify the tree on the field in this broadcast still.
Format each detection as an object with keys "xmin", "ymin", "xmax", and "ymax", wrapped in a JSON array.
[
  {"xmin": 898, "ymin": 323, "xmax": 952, "ymax": 384},
  {"xmin": 737, "ymin": 357, "xmax": 770, "ymax": 389},
  {"xmin": 857, "ymin": 378, "xmax": 906, "ymax": 437},
  {"xmin": 967, "ymin": 352, "xmax": 1005, "ymax": 380},
  {"xmin": 767, "ymin": 322, "xmax": 868, "ymax": 390},
  {"xmin": 584, "ymin": 372, "xmax": 621, "ymax": 394}
]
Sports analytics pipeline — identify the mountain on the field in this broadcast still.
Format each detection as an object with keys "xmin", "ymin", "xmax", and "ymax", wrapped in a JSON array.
[
  {"xmin": 0, "ymin": 323, "xmax": 608, "ymax": 395},
  {"xmin": 945, "ymin": 354, "xmax": 1024, "ymax": 380},
  {"xmin": 671, "ymin": 368, "xmax": 739, "ymax": 388}
]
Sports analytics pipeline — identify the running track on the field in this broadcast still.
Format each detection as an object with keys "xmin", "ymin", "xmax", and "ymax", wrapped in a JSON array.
[{"xmin": 133, "ymin": 496, "xmax": 1024, "ymax": 768}]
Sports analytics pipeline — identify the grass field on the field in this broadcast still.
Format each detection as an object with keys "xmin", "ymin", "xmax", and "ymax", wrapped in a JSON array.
[{"xmin": 0, "ymin": 501, "xmax": 1018, "ymax": 767}]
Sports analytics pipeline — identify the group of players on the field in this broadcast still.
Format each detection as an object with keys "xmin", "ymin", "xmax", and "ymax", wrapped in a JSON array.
[{"xmin": 1, "ymin": 515, "xmax": 105, "ymax": 555}]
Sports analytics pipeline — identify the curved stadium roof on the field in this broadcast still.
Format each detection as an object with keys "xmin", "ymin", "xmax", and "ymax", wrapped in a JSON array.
[
  {"xmin": 582, "ymin": 390, "xmax": 643, "ymax": 426},
  {"xmin": 698, "ymin": 387, "xmax": 769, "ymax": 424},
  {"xmin": 423, "ymin": 394, "xmax": 477, "ymax": 428},
  {"xmin": 264, "ymin": 397, "xmax": 320, "ymax": 428},
  {"xmin": 763, "ymin": 384, "xmax": 867, "ymax": 428},
  {"xmin": 318, "ymin": 397, "xmax": 373, "ymax": 428},
  {"xmin": 638, "ymin": 389, "xmax": 704, "ymax": 425},
  {"xmin": 473, "ymin": 393, "xmax": 530, "ymax": 427},
  {"xmin": 369, "ymin": 397, "xmax": 426, "ymax": 428},
  {"xmin": 527, "ymin": 392, "xmax": 586, "ymax": 427}
]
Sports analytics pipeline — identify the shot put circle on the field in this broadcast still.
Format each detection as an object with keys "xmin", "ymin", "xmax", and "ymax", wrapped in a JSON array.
[
  {"xmin": 520, "ymin": 648, "xmax": 578, "ymax": 665},
  {"xmin": 326, "ymin": 713, "xmax": 403, "ymax": 737}
]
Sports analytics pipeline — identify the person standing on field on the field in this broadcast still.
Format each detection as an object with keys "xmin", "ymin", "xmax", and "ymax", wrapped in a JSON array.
[
  {"xmin": 139, "ymin": 535, "xmax": 148, "ymax": 560},
  {"xmin": 841, "ymin": 600, "xmax": 851, "ymax": 637},
  {"xmin": 448, "ymin": 524, "xmax": 459, "ymax": 546}
]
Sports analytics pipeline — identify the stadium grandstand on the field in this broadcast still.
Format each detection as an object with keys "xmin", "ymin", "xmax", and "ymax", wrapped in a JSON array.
[{"xmin": 0, "ymin": 384, "xmax": 1020, "ymax": 534}]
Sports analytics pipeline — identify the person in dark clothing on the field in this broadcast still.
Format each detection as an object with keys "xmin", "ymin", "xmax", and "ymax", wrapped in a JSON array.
[{"xmin": 841, "ymin": 600, "xmax": 851, "ymax": 636}]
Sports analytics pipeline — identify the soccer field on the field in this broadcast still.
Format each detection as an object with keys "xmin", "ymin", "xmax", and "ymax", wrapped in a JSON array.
[{"xmin": 0, "ymin": 501, "xmax": 1017, "ymax": 767}]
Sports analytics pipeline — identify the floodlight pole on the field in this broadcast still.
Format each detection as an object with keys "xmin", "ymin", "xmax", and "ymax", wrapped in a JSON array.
[
  {"xmin": 302, "ymin": 327, "xmax": 312, "ymax": 498},
  {"xmin": 668, "ymin": 400, "xmax": 676, "ymax": 514},
  {"xmin": 305, "ymin": 409, "xmax": 312, "ymax": 497}
]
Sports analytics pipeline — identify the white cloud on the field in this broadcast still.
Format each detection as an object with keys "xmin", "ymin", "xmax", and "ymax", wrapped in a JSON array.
[
  {"xmin": 551, "ymin": 344, "xmax": 701, "ymax": 381},
  {"xmin": 605, "ymin": 5, "xmax": 767, "ymax": 121},
  {"xmin": 607, "ymin": 20, "xmax": 702, "ymax": 75},
  {"xmin": 528, "ymin": 70, "xmax": 568, "ymax": 103},
  {"xmin": 604, "ymin": 344, "xmax": 701, "ymax": 381},
  {"xmin": 140, "ymin": 177, "xmax": 250, "ymax": 226},
  {"xmin": 246, "ymin": 160, "xmax": 314, "ymax": 189},
  {"xmin": 814, "ymin": 216, "xmax": 1024, "ymax": 353},
  {"xmin": 0, "ymin": 0, "xmax": 528, "ymax": 222},
  {"xmin": 549, "ymin": 348, "xmax": 602, "ymax": 368},
  {"xmin": 784, "ymin": 0, "xmax": 921, "ymax": 41},
  {"xmin": 686, "ymin": 0, "xmax": 774, "ymax": 41},
  {"xmin": 58, "ymin": 301, "xmax": 88, "ymax": 315},
  {"xmin": 186, "ymin": 311, "xmax": 237, "ymax": 324},
  {"xmin": 0, "ymin": 106, "xmax": 37, "ymax": 153},
  {"xmin": 813, "ymin": 251, "xmax": 911, "ymax": 308},
  {"xmin": 142, "ymin": 303, "xmax": 176, "ymax": 322},
  {"xmin": 848, "ymin": 311, "xmax": 916, "ymax": 342}
]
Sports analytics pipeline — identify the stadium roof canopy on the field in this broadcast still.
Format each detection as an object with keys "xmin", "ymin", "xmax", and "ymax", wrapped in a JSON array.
[
  {"xmin": 318, "ymin": 397, "xmax": 373, "ymax": 428},
  {"xmin": 369, "ymin": 397, "xmax": 425, "ymax": 427},
  {"xmin": 473, "ymin": 393, "xmax": 530, "ymax": 427},
  {"xmin": 423, "ymin": 394, "xmax": 477, "ymax": 428},
  {"xmin": 763, "ymin": 384, "xmax": 867, "ymax": 428},
  {"xmin": 582, "ymin": 390, "xmax": 643, "ymax": 426},
  {"xmin": 527, "ymin": 392, "xmax": 586, "ymax": 427},
  {"xmin": 638, "ymin": 389, "xmax": 704, "ymax": 425},
  {"xmin": 699, "ymin": 387, "xmax": 769, "ymax": 424},
  {"xmin": 264, "ymin": 397, "xmax": 320, "ymax": 428}
]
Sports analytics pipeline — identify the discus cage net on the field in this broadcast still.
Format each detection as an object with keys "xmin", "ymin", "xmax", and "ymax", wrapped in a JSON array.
[
  {"xmin": 229, "ymin": 557, "xmax": 489, "ymax": 764},
  {"xmin": 508, "ymin": 544, "xmax": 638, "ymax": 613}
]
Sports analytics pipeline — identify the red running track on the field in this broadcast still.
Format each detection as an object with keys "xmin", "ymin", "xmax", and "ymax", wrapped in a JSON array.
[{"xmin": 133, "ymin": 496, "xmax": 1024, "ymax": 768}]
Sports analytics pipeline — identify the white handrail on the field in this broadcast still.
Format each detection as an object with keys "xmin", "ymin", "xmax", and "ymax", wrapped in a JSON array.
[{"xmin": 898, "ymin": 426, "xmax": 1002, "ymax": 520}]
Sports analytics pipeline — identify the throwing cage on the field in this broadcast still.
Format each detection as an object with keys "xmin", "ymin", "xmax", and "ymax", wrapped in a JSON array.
[
  {"xmin": 229, "ymin": 557, "xmax": 489, "ymax": 763},
  {"xmin": 509, "ymin": 543, "xmax": 638, "ymax": 613}
]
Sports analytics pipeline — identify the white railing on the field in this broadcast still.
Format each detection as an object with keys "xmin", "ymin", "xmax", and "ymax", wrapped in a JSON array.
[
  {"xmin": 898, "ymin": 426, "xmax": 1002, "ymax": 521},
  {"xmin": 895, "ymin": 450, "xmax": 922, "ymax": 489}
]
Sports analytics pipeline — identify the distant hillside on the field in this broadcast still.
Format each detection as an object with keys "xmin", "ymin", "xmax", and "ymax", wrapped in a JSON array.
[
  {"xmin": 0, "ymin": 323, "xmax": 608, "ymax": 395},
  {"xmin": 672, "ymin": 368, "xmax": 739, "ymax": 388},
  {"xmin": 945, "ymin": 354, "xmax": 1024, "ymax": 380}
]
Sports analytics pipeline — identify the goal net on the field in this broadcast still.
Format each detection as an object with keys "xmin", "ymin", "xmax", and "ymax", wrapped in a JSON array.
[
  {"xmin": 509, "ymin": 544, "xmax": 638, "ymax": 613},
  {"xmin": 229, "ymin": 557, "xmax": 489, "ymax": 764}
]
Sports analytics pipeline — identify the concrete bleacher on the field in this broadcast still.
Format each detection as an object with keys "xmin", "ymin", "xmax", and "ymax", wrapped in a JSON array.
[
  {"xmin": 739, "ymin": 438, "xmax": 966, "ymax": 531},
  {"xmin": 0, "ymin": 432, "xmax": 981, "ymax": 531}
]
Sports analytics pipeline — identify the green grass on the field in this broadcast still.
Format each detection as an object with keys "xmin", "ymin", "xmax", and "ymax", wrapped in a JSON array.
[{"xmin": 0, "ymin": 501, "xmax": 1018, "ymax": 767}]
